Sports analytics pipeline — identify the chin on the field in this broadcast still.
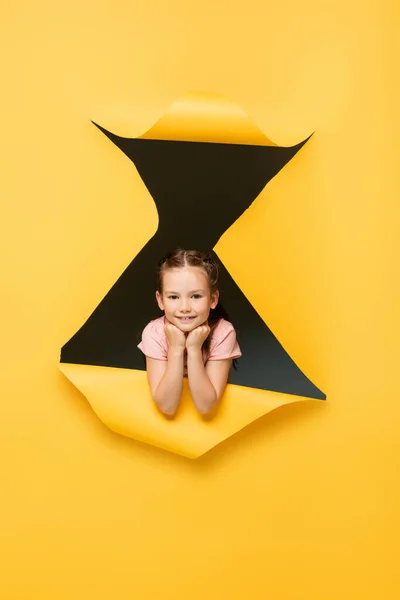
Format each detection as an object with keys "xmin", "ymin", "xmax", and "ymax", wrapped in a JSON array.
[{"xmin": 175, "ymin": 320, "xmax": 197, "ymax": 331}]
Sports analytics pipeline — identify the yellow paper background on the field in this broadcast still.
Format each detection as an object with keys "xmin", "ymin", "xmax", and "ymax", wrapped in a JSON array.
[{"xmin": 1, "ymin": 1, "xmax": 398, "ymax": 599}]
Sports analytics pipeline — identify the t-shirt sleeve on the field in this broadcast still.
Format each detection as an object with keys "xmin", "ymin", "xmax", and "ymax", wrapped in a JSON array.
[
  {"xmin": 207, "ymin": 321, "xmax": 242, "ymax": 361},
  {"xmin": 137, "ymin": 320, "xmax": 168, "ymax": 360}
]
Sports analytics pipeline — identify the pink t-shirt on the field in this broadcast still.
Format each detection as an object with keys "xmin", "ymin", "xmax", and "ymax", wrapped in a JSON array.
[{"xmin": 138, "ymin": 316, "xmax": 241, "ymax": 376}]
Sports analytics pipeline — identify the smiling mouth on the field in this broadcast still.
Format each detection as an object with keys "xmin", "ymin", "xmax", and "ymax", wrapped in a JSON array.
[{"xmin": 177, "ymin": 316, "xmax": 196, "ymax": 321}]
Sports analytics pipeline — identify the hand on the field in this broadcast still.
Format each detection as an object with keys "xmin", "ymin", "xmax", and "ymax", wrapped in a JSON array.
[
  {"xmin": 164, "ymin": 322, "xmax": 186, "ymax": 351},
  {"xmin": 186, "ymin": 324, "xmax": 210, "ymax": 352}
]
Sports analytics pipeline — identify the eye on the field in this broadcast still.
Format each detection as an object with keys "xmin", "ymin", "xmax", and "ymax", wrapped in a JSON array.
[
  {"xmin": 168, "ymin": 295, "xmax": 178, "ymax": 300},
  {"xmin": 192, "ymin": 294, "xmax": 202, "ymax": 299}
]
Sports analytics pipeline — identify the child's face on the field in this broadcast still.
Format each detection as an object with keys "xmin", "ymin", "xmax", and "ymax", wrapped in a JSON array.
[{"xmin": 156, "ymin": 266, "xmax": 219, "ymax": 333}]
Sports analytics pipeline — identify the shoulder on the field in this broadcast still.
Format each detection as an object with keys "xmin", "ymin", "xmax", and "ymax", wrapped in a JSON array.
[
  {"xmin": 208, "ymin": 318, "xmax": 242, "ymax": 360},
  {"xmin": 142, "ymin": 316, "xmax": 166, "ymax": 336},
  {"xmin": 210, "ymin": 318, "xmax": 236, "ymax": 343},
  {"xmin": 138, "ymin": 316, "xmax": 168, "ymax": 359},
  {"xmin": 212, "ymin": 318, "xmax": 235, "ymax": 334}
]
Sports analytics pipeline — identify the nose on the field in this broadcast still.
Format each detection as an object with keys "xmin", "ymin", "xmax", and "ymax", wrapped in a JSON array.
[{"xmin": 179, "ymin": 298, "xmax": 191, "ymax": 313}]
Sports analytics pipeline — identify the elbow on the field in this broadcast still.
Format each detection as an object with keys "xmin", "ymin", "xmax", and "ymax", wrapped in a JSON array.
[
  {"xmin": 160, "ymin": 405, "xmax": 177, "ymax": 417},
  {"xmin": 196, "ymin": 394, "xmax": 219, "ymax": 416},
  {"xmin": 197, "ymin": 403, "xmax": 216, "ymax": 416},
  {"xmin": 197, "ymin": 406, "xmax": 212, "ymax": 416},
  {"xmin": 153, "ymin": 394, "xmax": 178, "ymax": 417}
]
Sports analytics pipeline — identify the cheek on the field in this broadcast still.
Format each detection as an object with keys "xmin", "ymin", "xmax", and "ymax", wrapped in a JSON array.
[
  {"xmin": 199, "ymin": 299, "xmax": 211, "ymax": 313},
  {"xmin": 163, "ymin": 300, "xmax": 173, "ymax": 312}
]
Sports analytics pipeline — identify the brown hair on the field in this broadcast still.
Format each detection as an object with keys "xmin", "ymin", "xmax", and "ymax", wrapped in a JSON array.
[{"xmin": 157, "ymin": 248, "xmax": 234, "ymax": 359}]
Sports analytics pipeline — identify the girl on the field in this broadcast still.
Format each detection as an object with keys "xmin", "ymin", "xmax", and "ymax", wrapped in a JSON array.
[{"xmin": 138, "ymin": 249, "xmax": 241, "ymax": 416}]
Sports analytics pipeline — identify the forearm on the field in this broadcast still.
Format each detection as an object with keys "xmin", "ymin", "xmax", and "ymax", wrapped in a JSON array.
[
  {"xmin": 153, "ymin": 349, "xmax": 185, "ymax": 415},
  {"xmin": 186, "ymin": 349, "xmax": 217, "ymax": 415}
]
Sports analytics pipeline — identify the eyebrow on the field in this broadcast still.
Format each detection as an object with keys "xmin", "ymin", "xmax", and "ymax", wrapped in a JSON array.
[{"xmin": 165, "ymin": 289, "xmax": 205, "ymax": 294}]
